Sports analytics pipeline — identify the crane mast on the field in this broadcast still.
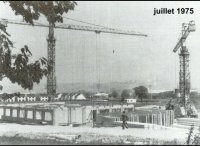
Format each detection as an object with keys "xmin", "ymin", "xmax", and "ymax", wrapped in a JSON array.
[
  {"xmin": 0, "ymin": 18, "xmax": 147, "ymax": 96},
  {"xmin": 47, "ymin": 22, "xmax": 56, "ymax": 95},
  {"xmin": 173, "ymin": 20, "xmax": 195, "ymax": 116}
]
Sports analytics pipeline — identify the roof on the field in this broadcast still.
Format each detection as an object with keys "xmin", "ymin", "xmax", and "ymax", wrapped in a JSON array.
[{"xmin": 94, "ymin": 93, "xmax": 109, "ymax": 97}]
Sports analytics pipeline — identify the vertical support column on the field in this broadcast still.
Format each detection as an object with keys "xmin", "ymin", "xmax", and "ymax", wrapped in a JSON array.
[
  {"xmin": 24, "ymin": 109, "xmax": 27, "ymax": 121},
  {"xmin": 168, "ymin": 111, "xmax": 170, "ymax": 125},
  {"xmin": 82, "ymin": 107, "xmax": 84, "ymax": 124},
  {"xmin": 169, "ymin": 110, "xmax": 171, "ymax": 125},
  {"xmin": 10, "ymin": 107, "xmax": 13, "ymax": 117},
  {"xmin": 17, "ymin": 107, "xmax": 20, "ymax": 119},
  {"xmin": 68, "ymin": 108, "xmax": 71, "ymax": 124},
  {"xmin": 155, "ymin": 114, "xmax": 157, "ymax": 125},
  {"xmin": 51, "ymin": 110, "xmax": 54, "ymax": 125},
  {"xmin": 42, "ymin": 110, "xmax": 45, "ymax": 121},
  {"xmin": 160, "ymin": 112, "xmax": 162, "ymax": 127},
  {"xmin": 163, "ymin": 113, "xmax": 165, "ymax": 127},
  {"xmin": 33, "ymin": 109, "xmax": 36, "ymax": 121},
  {"xmin": 172, "ymin": 110, "xmax": 174, "ymax": 124},
  {"xmin": 146, "ymin": 115, "xmax": 147, "ymax": 123},
  {"xmin": 3, "ymin": 107, "xmax": 5, "ymax": 116}
]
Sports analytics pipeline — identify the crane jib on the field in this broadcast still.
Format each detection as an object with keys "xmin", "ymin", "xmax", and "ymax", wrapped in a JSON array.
[
  {"xmin": 173, "ymin": 21, "xmax": 195, "ymax": 53},
  {"xmin": 0, "ymin": 18, "xmax": 148, "ymax": 37}
]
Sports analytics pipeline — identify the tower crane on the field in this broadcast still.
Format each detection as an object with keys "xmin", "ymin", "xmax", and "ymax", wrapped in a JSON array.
[
  {"xmin": 173, "ymin": 20, "xmax": 196, "ymax": 116},
  {"xmin": 0, "ymin": 18, "xmax": 148, "ymax": 96}
]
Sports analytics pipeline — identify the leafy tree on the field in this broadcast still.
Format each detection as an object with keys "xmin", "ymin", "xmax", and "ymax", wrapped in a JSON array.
[
  {"xmin": 165, "ymin": 98, "xmax": 175, "ymax": 110},
  {"xmin": 121, "ymin": 89, "xmax": 130, "ymax": 101},
  {"xmin": 5, "ymin": 1, "xmax": 77, "ymax": 25},
  {"xmin": 0, "ymin": 1, "xmax": 77, "ymax": 90},
  {"xmin": 133, "ymin": 86, "xmax": 148, "ymax": 102},
  {"xmin": 111, "ymin": 90, "xmax": 119, "ymax": 99}
]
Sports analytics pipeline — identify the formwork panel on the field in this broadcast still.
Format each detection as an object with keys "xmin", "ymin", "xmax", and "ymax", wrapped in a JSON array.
[
  {"xmin": 71, "ymin": 108, "xmax": 76, "ymax": 123},
  {"xmin": 5, "ymin": 108, "xmax": 10, "ymax": 116},
  {"xmin": 12, "ymin": 109, "xmax": 17, "ymax": 117},
  {"xmin": 54, "ymin": 108, "xmax": 68, "ymax": 125},
  {"xmin": 75, "ymin": 107, "xmax": 83, "ymax": 124},
  {"xmin": 35, "ymin": 111, "xmax": 42, "ymax": 120},
  {"xmin": 44, "ymin": 112, "xmax": 52, "ymax": 121},
  {"xmin": 19, "ymin": 109, "xmax": 25, "ymax": 118},
  {"xmin": 27, "ymin": 110, "xmax": 33, "ymax": 119}
]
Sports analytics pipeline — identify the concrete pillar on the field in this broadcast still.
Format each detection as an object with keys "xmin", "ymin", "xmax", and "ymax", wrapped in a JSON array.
[
  {"xmin": 50, "ymin": 110, "xmax": 54, "ymax": 124},
  {"xmin": 160, "ymin": 112, "xmax": 162, "ymax": 126},
  {"xmin": 163, "ymin": 113, "xmax": 166, "ymax": 126},
  {"xmin": 24, "ymin": 109, "xmax": 27, "ymax": 121},
  {"xmin": 172, "ymin": 110, "xmax": 174, "ymax": 124},
  {"xmin": 68, "ymin": 108, "xmax": 71, "ymax": 124},
  {"xmin": 41, "ymin": 110, "xmax": 45, "ymax": 121},
  {"xmin": 152, "ymin": 114, "xmax": 155, "ymax": 129},
  {"xmin": 155, "ymin": 114, "xmax": 157, "ymax": 125},
  {"xmin": 33, "ymin": 109, "xmax": 36, "ymax": 121},
  {"xmin": 10, "ymin": 108, "xmax": 13, "ymax": 117},
  {"xmin": 17, "ymin": 107, "xmax": 20, "ymax": 118},
  {"xmin": 166, "ymin": 111, "xmax": 169, "ymax": 126},
  {"xmin": 146, "ymin": 115, "xmax": 147, "ymax": 123},
  {"xmin": 3, "ymin": 107, "xmax": 5, "ymax": 116},
  {"xmin": 82, "ymin": 107, "xmax": 84, "ymax": 124}
]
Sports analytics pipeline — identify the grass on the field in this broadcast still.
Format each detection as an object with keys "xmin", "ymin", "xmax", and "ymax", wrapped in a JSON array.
[
  {"xmin": 0, "ymin": 134, "xmax": 182, "ymax": 145},
  {"xmin": 0, "ymin": 135, "xmax": 74, "ymax": 145}
]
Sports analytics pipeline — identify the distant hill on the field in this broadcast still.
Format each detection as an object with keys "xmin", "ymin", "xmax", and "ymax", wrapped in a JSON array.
[
  {"xmin": 1, "ymin": 79, "xmax": 174, "ymax": 94},
  {"xmin": 57, "ymin": 80, "xmax": 147, "ymax": 93}
]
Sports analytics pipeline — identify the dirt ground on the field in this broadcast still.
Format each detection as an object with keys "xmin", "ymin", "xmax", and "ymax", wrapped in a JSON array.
[{"xmin": 0, "ymin": 122, "xmax": 193, "ymax": 145}]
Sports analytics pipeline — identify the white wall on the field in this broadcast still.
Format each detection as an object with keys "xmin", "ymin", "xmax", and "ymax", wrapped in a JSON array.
[{"xmin": 54, "ymin": 108, "xmax": 69, "ymax": 126}]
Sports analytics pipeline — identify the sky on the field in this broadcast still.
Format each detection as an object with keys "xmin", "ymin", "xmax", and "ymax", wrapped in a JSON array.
[{"xmin": 1, "ymin": 1, "xmax": 200, "ymax": 93}]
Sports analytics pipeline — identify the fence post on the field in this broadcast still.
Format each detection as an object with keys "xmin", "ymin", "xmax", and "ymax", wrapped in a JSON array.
[
  {"xmin": 172, "ymin": 110, "xmax": 174, "ymax": 124},
  {"xmin": 146, "ymin": 115, "xmax": 147, "ymax": 123},
  {"xmin": 160, "ymin": 112, "xmax": 162, "ymax": 129}
]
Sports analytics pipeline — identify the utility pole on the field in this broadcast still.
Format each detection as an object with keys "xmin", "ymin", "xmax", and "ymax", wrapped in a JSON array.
[{"xmin": 47, "ymin": 22, "xmax": 56, "ymax": 96}]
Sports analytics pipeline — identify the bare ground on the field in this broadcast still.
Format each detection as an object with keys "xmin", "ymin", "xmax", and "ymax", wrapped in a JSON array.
[{"xmin": 0, "ymin": 122, "xmax": 192, "ymax": 145}]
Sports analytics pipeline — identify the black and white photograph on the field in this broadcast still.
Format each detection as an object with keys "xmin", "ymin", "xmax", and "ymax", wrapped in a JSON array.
[{"xmin": 0, "ymin": 1, "xmax": 200, "ymax": 145}]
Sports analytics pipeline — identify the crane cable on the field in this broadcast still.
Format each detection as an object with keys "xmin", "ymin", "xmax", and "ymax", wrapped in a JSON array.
[
  {"xmin": 95, "ymin": 33, "xmax": 101, "ymax": 93},
  {"xmin": 62, "ymin": 16, "xmax": 109, "ymax": 29}
]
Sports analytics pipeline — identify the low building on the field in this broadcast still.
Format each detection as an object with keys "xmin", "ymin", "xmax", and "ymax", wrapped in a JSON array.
[
  {"xmin": 125, "ymin": 98, "xmax": 136, "ymax": 104},
  {"xmin": 93, "ymin": 93, "xmax": 109, "ymax": 100},
  {"xmin": 76, "ymin": 94, "xmax": 86, "ymax": 100},
  {"xmin": 1, "ymin": 102, "xmax": 134, "ymax": 126}
]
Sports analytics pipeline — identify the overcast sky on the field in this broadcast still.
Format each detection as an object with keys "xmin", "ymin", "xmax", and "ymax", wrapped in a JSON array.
[{"xmin": 1, "ymin": 1, "xmax": 200, "ymax": 93}]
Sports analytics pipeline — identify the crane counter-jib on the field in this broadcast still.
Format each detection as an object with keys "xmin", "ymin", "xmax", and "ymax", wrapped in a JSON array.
[{"xmin": 0, "ymin": 18, "xmax": 148, "ymax": 37}]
